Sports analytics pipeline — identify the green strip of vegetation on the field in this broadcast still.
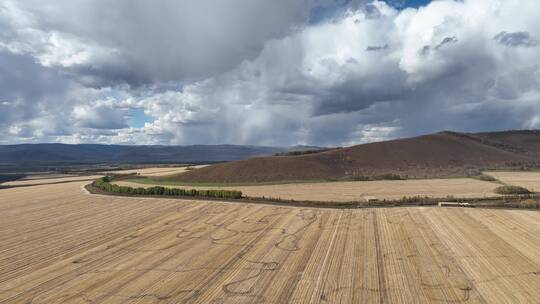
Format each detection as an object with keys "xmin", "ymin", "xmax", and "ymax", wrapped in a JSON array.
[
  {"xmin": 345, "ymin": 173, "xmax": 406, "ymax": 181},
  {"xmin": 494, "ymin": 185, "xmax": 531, "ymax": 195},
  {"xmin": 92, "ymin": 176, "xmax": 243, "ymax": 199},
  {"xmin": 273, "ymin": 148, "xmax": 340, "ymax": 156},
  {"xmin": 471, "ymin": 173, "xmax": 499, "ymax": 182}
]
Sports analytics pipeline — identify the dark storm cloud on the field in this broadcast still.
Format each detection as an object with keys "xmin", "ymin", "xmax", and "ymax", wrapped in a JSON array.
[
  {"xmin": 7, "ymin": 0, "xmax": 317, "ymax": 87},
  {"xmin": 312, "ymin": 66, "xmax": 408, "ymax": 116},
  {"xmin": 65, "ymin": 64, "xmax": 152, "ymax": 89},
  {"xmin": 74, "ymin": 105, "xmax": 128, "ymax": 130},
  {"xmin": 0, "ymin": 51, "xmax": 70, "ymax": 128},
  {"xmin": 494, "ymin": 31, "xmax": 539, "ymax": 48}
]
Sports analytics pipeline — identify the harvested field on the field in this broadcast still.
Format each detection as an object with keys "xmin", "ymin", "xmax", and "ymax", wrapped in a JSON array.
[
  {"xmin": 485, "ymin": 171, "xmax": 540, "ymax": 192},
  {"xmin": 1, "ymin": 178, "xmax": 539, "ymax": 303},
  {"xmin": 17, "ymin": 174, "xmax": 79, "ymax": 181},
  {"xmin": 116, "ymin": 178, "xmax": 501, "ymax": 202},
  {"xmin": 2, "ymin": 175, "xmax": 101, "ymax": 187},
  {"xmin": 102, "ymin": 165, "xmax": 207, "ymax": 177}
]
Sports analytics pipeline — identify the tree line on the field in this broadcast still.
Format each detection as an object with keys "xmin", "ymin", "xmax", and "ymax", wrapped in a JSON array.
[{"xmin": 92, "ymin": 176, "xmax": 243, "ymax": 199}]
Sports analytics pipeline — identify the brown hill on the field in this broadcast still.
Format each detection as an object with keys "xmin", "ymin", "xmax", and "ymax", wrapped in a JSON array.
[{"xmin": 167, "ymin": 130, "xmax": 540, "ymax": 183}]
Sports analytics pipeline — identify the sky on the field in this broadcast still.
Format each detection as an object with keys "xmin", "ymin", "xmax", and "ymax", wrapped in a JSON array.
[{"xmin": 0, "ymin": 0, "xmax": 539, "ymax": 146}]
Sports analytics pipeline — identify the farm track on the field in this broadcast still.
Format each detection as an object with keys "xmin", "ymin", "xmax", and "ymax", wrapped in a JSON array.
[{"xmin": 0, "ymin": 179, "xmax": 539, "ymax": 303}]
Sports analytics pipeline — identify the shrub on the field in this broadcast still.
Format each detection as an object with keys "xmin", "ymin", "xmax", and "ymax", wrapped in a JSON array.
[
  {"xmin": 91, "ymin": 176, "xmax": 242, "ymax": 199},
  {"xmin": 518, "ymin": 199, "xmax": 540, "ymax": 209},
  {"xmin": 397, "ymin": 196, "xmax": 437, "ymax": 205},
  {"xmin": 494, "ymin": 185, "xmax": 531, "ymax": 195},
  {"xmin": 350, "ymin": 175, "xmax": 371, "ymax": 181},
  {"xmin": 273, "ymin": 148, "xmax": 339, "ymax": 156},
  {"xmin": 474, "ymin": 174, "xmax": 498, "ymax": 182}
]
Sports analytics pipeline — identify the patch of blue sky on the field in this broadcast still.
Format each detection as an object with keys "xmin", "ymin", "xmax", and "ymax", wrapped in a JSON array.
[
  {"xmin": 388, "ymin": 0, "xmax": 432, "ymax": 9},
  {"xmin": 309, "ymin": 0, "xmax": 349, "ymax": 24},
  {"xmin": 127, "ymin": 108, "xmax": 154, "ymax": 128},
  {"xmin": 309, "ymin": 0, "xmax": 432, "ymax": 24}
]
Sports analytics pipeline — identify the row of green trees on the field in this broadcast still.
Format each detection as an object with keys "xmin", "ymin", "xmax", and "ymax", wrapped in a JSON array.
[{"xmin": 92, "ymin": 177, "xmax": 242, "ymax": 199}]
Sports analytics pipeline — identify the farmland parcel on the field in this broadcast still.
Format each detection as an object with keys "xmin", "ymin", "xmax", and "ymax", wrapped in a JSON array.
[{"xmin": 0, "ymin": 177, "xmax": 539, "ymax": 303}]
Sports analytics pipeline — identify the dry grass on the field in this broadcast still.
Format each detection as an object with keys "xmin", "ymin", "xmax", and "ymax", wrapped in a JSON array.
[
  {"xmin": 0, "ymin": 166, "xmax": 206, "ymax": 187},
  {"xmin": 1, "ymin": 178, "xmax": 539, "ymax": 303},
  {"xmin": 485, "ymin": 171, "xmax": 540, "ymax": 192},
  {"xmin": 102, "ymin": 165, "xmax": 207, "ymax": 177},
  {"xmin": 2, "ymin": 175, "xmax": 101, "ymax": 187},
  {"xmin": 117, "ymin": 178, "xmax": 501, "ymax": 202},
  {"xmin": 518, "ymin": 199, "xmax": 540, "ymax": 208},
  {"xmin": 17, "ymin": 174, "xmax": 79, "ymax": 181}
]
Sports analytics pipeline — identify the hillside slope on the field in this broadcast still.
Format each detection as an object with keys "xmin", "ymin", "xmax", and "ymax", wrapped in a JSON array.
[
  {"xmin": 0, "ymin": 144, "xmax": 324, "ymax": 169},
  {"xmin": 170, "ymin": 131, "xmax": 540, "ymax": 183}
]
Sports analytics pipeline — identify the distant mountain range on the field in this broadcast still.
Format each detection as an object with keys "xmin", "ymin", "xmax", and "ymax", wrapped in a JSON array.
[
  {"xmin": 170, "ymin": 130, "xmax": 540, "ymax": 183},
  {"xmin": 0, "ymin": 143, "xmax": 324, "ymax": 172}
]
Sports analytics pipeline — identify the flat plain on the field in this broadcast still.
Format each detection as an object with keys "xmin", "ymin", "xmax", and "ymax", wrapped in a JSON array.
[
  {"xmin": 1, "ymin": 177, "xmax": 539, "ymax": 303},
  {"xmin": 486, "ymin": 171, "xmax": 540, "ymax": 192},
  {"xmin": 116, "ymin": 178, "xmax": 501, "ymax": 202},
  {"xmin": 102, "ymin": 166, "xmax": 207, "ymax": 177},
  {"xmin": 2, "ymin": 175, "xmax": 101, "ymax": 187}
]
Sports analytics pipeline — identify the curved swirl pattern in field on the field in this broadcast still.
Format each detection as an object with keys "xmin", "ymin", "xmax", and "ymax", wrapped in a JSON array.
[{"xmin": 0, "ymin": 178, "xmax": 538, "ymax": 303}]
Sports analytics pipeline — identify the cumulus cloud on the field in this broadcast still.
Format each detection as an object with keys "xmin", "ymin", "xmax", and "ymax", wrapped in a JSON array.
[
  {"xmin": 72, "ymin": 103, "xmax": 128, "ymax": 130},
  {"xmin": 494, "ymin": 31, "xmax": 538, "ymax": 48},
  {"xmin": 134, "ymin": 0, "xmax": 540, "ymax": 145},
  {"xmin": 1, "ymin": 0, "xmax": 540, "ymax": 146},
  {"xmin": 0, "ymin": 50, "xmax": 130, "ymax": 143}
]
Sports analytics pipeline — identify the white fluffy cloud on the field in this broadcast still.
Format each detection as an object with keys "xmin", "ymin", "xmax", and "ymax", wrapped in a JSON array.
[{"xmin": 1, "ymin": 0, "xmax": 540, "ymax": 145}]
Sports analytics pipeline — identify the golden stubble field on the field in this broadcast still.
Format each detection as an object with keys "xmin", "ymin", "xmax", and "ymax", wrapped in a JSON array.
[
  {"xmin": 486, "ymin": 171, "xmax": 540, "ymax": 192},
  {"xmin": 0, "ymin": 177, "xmax": 539, "ymax": 303},
  {"xmin": 116, "ymin": 178, "xmax": 501, "ymax": 202},
  {"xmin": 2, "ymin": 175, "xmax": 101, "ymax": 187},
  {"xmin": 103, "ymin": 165, "xmax": 208, "ymax": 177}
]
